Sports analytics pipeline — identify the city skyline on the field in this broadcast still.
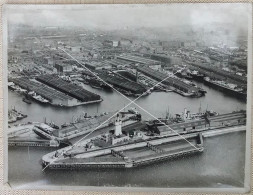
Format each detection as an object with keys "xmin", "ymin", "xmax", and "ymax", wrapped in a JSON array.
[{"xmin": 6, "ymin": 4, "xmax": 249, "ymax": 32}]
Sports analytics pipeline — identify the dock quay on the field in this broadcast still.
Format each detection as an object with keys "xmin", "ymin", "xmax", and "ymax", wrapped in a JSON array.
[
  {"xmin": 8, "ymin": 123, "xmax": 60, "ymax": 147},
  {"xmin": 9, "ymin": 77, "xmax": 101, "ymax": 107},
  {"xmin": 53, "ymin": 112, "xmax": 139, "ymax": 141},
  {"xmin": 156, "ymin": 111, "xmax": 246, "ymax": 136},
  {"xmin": 136, "ymin": 66, "xmax": 204, "ymax": 97},
  {"xmin": 68, "ymin": 120, "xmax": 145, "ymax": 145},
  {"xmin": 41, "ymin": 110, "xmax": 247, "ymax": 170},
  {"xmin": 42, "ymin": 133, "xmax": 203, "ymax": 169},
  {"xmin": 7, "ymin": 112, "xmax": 140, "ymax": 147},
  {"xmin": 10, "ymin": 77, "xmax": 77, "ymax": 106},
  {"xmin": 36, "ymin": 74, "xmax": 102, "ymax": 104},
  {"xmin": 8, "ymin": 139, "xmax": 59, "ymax": 147},
  {"xmin": 42, "ymin": 123, "xmax": 246, "ymax": 170},
  {"xmin": 8, "ymin": 110, "xmax": 246, "ymax": 148}
]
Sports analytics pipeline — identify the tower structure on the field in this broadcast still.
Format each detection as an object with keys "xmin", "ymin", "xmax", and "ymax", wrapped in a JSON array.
[{"xmin": 115, "ymin": 114, "xmax": 122, "ymax": 136}]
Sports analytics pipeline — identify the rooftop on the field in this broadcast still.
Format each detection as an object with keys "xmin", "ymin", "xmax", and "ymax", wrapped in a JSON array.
[{"xmin": 117, "ymin": 54, "xmax": 160, "ymax": 65}]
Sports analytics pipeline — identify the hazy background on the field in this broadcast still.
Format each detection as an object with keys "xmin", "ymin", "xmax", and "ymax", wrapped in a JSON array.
[{"xmin": 5, "ymin": 4, "xmax": 251, "ymax": 45}]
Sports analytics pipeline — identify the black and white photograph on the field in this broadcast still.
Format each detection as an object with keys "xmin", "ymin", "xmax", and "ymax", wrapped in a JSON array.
[{"xmin": 3, "ymin": 3, "xmax": 252, "ymax": 191}]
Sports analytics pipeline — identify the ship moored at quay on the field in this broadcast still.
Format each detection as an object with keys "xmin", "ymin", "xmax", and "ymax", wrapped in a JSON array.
[
  {"xmin": 203, "ymin": 77, "xmax": 247, "ymax": 101},
  {"xmin": 9, "ymin": 75, "xmax": 103, "ymax": 107}
]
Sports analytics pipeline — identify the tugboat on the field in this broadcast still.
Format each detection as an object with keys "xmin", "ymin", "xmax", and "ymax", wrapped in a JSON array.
[
  {"xmin": 22, "ymin": 97, "xmax": 32, "ymax": 104},
  {"xmin": 22, "ymin": 94, "xmax": 32, "ymax": 104},
  {"xmin": 175, "ymin": 69, "xmax": 193, "ymax": 80},
  {"xmin": 190, "ymin": 70, "xmax": 205, "ymax": 81}
]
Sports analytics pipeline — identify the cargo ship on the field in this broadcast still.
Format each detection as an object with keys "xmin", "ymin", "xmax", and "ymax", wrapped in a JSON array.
[
  {"xmin": 28, "ymin": 91, "xmax": 49, "ymax": 104},
  {"xmin": 8, "ymin": 122, "xmax": 60, "ymax": 147},
  {"xmin": 182, "ymin": 79, "xmax": 207, "ymax": 95},
  {"xmin": 204, "ymin": 77, "xmax": 247, "ymax": 101},
  {"xmin": 175, "ymin": 108, "xmax": 218, "ymax": 122},
  {"xmin": 33, "ymin": 123, "xmax": 55, "ymax": 139},
  {"xmin": 175, "ymin": 70, "xmax": 193, "ymax": 80}
]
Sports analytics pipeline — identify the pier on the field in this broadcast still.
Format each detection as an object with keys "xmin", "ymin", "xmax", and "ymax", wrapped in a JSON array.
[
  {"xmin": 36, "ymin": 74, "xmax": 102, "ymax": 103},
  {"xmin": 8, "ymin": 111, "xmax": 246, "ymax": 148},
  {"xmin": 136, "ymin": 66, "xmax": 203, "ymax": 97},
  {"xmin": 43, "ymin": 133, "xmax": 203, "ymax": 169}
]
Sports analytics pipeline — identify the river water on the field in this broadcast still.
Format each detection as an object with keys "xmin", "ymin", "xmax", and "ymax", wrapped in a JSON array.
[{"xmin": 8, "ymin": 82, "xmax": 247, "ymax": 189}]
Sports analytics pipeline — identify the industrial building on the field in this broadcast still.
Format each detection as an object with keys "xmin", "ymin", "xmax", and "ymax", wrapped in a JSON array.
[
  {"xmin": 11, "ymin": 77, "xmax": 78, "ymax": 106},
  {"xmin": 117, "ymin": 54, "xmax": 161, "ymax": 66},
  {"xmin": 52, "ymin": 113, "xmax": 115, "ymax": 138},
  {"xmin": 157, "ymin": 111, "xmax": 246, "ymax": 135},
  {"xmin": 36, "ymin": 74, "xmax": 101, "ymax": 103},
  {"xmin": 105, "ymin": 59, "xmax": 132, "ymax": 69},
  {"xmin": 98, "ymin": 71, "xmax": 147, "ymax": 95},
  {"xmin": 136, "ymin": 65, "xmax": 202, "ymax": 96},
  {"xmin": 85, "ymin": 61, "xmax": 112, "ymax": 70},
  {"xmin": 54, "ymin": 61, "xmax": 73, "ymax": 73}
]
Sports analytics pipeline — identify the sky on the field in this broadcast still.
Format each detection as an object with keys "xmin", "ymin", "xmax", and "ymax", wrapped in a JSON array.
[{"xmin": 5, "ymin": 3, "xmax": 250, "ymax": 32}]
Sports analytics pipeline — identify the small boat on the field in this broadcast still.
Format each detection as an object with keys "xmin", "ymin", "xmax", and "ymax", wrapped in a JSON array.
[
  {"xmin": 90, "ymin": 83, "xmax": 103, "ymax": 89},
  {"xmin": 47, "ymin": 122, "xmax": 60, "ymax": 129},
  {"xmin": 22, "ymin": 97, "xmax": 32, "ymax": 104}
]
